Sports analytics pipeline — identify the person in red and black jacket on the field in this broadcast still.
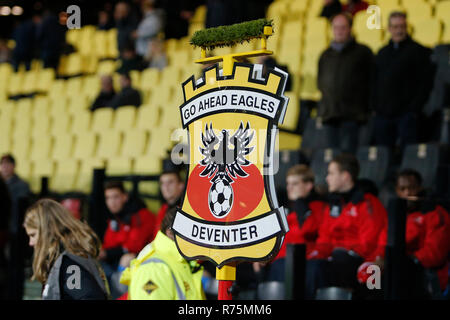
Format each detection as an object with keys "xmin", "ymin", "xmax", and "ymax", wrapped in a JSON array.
[
  {"xmin": 253, "ymin": 164, "xmax": 326, "ymax": 283},
  {"xmin": 305, "ymin": 153, "xmax": 387, "ymax": 299},
  {"xmin": 99, "ymin": 181, "xmax": 156, "ymax": 298},
  {"xmin": 154, "ymin": 170, "xmax": 185, "ymax": 236},
  {"xmin": 358, "ymin": 169, "xmax": 450, "ymax": 299}
]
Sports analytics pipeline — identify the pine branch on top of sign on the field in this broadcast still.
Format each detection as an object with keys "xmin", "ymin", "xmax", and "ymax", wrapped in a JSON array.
[{"xmin": 190, "ymin": 18, "xmax": 274, "ymax": 50}]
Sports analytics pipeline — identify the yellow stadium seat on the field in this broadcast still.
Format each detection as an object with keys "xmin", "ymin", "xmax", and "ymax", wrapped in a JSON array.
[
  {"xmin": 190, "ymin": 5, "xmax": 206, "ymax": 24},
  {"xmin": 68, "ymin": 94, "xmax": 90, "ymax": 114},
  {"xmin": 134, "ymin": 156, "xmax": 163, "ymax": 175},
  {"xmin": 73, "ymin": 132, "xmax": 98, "ymax": 160},
  {"xmin": 121, "ymin": 129, "xmax": 148, "ymax": 159},
  {"xmin": 76, "ymin": 158, "xmax": 105, "ymax": 193},
  {"xmin": 106, "ymin": 157, "xmax": 133, "ymax": 175},
  {"xmin": 300, "ymin": 73, "xmax": 321, "ymax": 101},
  {"xmin": 0, "ymin": 63, "xmax": 13, "ymax": 86},
  {"xmin": 443, "ymin": 21, "xmax": 450, "ymax": 43},
  {"xmin": 0, "ymin": 132, "xmax": 11, "ymax": 154},
  {"xmin": 49, "ymin": 96, "xmax": 69, "ymax": 118},
  {"xmin": 97, "ymin": 60, "xmax": 117, "ymax": 75},
  {"xmin": 306, "ymin": 0, "xmax": 326, "ymax": 20},
  {"xmin": 71, "ymin": 110, "xmax": 92, "ymax": 135},
  {"xmin": 168, "ymin": 50, "xmax": 191, "ymax": 67},
  {"xmin": 280, "ymin": 92, "xmax": 300, "ymax": 131},
  {"xmin": 66, "ymin": 76, "xmax": 84, "ymax": 98},
  {"xmin": 436, "ymin": 1, "xmax": 450, "ymax": 22},
  {"xmin": 278, "ymin": 131, "xmax": 302, "ymax": 150},
  {"xmin": 149, "ymin": 85, "xmax": 173, "ymax": 108},
  {"xmin": 145, "ymin": 127, "xmax": 173, "ymax": 158},
  {"xmin": 51, "ymin": 113, "xmax": 72, "ymax": 137},
  {"xmin": 35, "ymin": 68, "xmax": 55, "ymax": 93},
  {"xmin": 51, "ymin": 159, "xmax": 79, "ymax": 193},
  {"xmin": 30, "ymin": 135, "xmax": 53, "ymax": 161},
  {"xmin": 404, "ymin": 1, "xmax": 432, "ymax": 25},
  {"xmin": 159, "ymin": 105, "xmax": 183, "ymax": 130},
  {"xmin": 96, "ymin": 130, "xmax": 122, "ymax": 159},
  {"xmin": 7, "ymin": 72, "xmax": 24, "ymax": 96},
  {"xmin": 30, "ymin": 160, "xmax": 55, "ymax": 194},
  {"xmin": 48, "ymin": 79, "xmax": 67, "ymax": 100},
  {"xmin": 11, "ymin": 137, "xmax": 31, "ymax": 163},
  {"xmin": 52, "ymin": 134, "xmax": 74, "ymax": 161},
  {"xmin": 91, "ymin": 108, "xmax": 114, "ymax": 133},
  {"xmin": 64, "ymin": 53, "xmax": 84, "ymax": 77},
  {"xmin": 14, "ymin": 98, "xmax": 32, "ymax": 120},
  {"xmin": 12, "ymin": 116, "xmax": 32, "ymax": 143},
  {"xmin": 22, "ymin": 70, "xmax": 38, "ymax": 94},
  {"xmin": 114, "ymin": 106, "xmax": 137, "ymax": 131},
  {"xmin": 140, "ymin": 68, "xmax": 161, "ymax": 91},
  {"xmin": 31, "ymin": 114, "xmax": 51, "ymax": 138},
  {"xmin": 33, "ymin": 96, "xmax": 50, "ymax": 118},
  {"xmin": 266, "ymin": 0, "xmax": 289, "ymax": 19},
  {"xmin": 136, "ymin": 105, "xmax": 160, "ymax": 130},
  {"xmin": 356, "ymin": 29, "xmax": 385, "ymax": 53},
  {"xmin": 159, "ymin": 66, "xmax": 182, "ymax": 87},
  {"xmin": 82, "ymin": 75, "xmax": 101, "ymax": 99},
  {"xmin": 413, "ymin": 19, "xmax": 443, "ymax": 48}
]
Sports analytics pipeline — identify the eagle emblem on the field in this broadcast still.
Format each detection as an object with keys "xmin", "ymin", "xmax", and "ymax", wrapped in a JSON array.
[{"xmin": 199, "ymin": 121, "xmax": 254, "ymax": 218}]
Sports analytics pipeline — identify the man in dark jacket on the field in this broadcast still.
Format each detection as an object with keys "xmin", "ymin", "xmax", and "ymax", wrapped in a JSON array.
[
  {"xmin": 371, "ymin": 11, "xmax": 433, "ymax": 149},
  {"xmin": 90, "ymin": 75, "xmax": 116, "ymax": 111},
  {"xmin": 107, "ymin": 73, "xmax": 141, "ymax": 109},
  {"xmin": 317, "ymin": 12, "xmax": 374, "ymax": 153}
]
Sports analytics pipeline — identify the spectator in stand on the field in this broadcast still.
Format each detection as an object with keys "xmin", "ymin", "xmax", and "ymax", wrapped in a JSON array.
[
  {"xmin": 0, "ymin": 154, "xmax": 30, "ymax": 234},
  {"xmin": 159, "ymin": 0, "xmax": 198, "ymax": 39},
  {"xmin": 306, "ymin": 153, "xmax": 387, "ymax": 299},
  {"xmin": 320, "ymin": 0, "xmax": 342, "ymax": 20},
  {"xmin": 358, "ymin": 169, "xmax": 450, "ymax": 299},
  {"xmin": 116, "ymin": 44, "xmax": 146, "ymax": 74},
  {"xmin": 317, "ymin": 13, "xmax": 374, "ymax": 153},
  {"xmin": 107, "ymin": 73, "xmax": 142, "ymax": 109},
  {"xmin": 36, "ymin": 10, "xmax": 66, "ymax": 70},
  {"xmin": 146, "ymin": 38, "xmax": 168, "ymax": 70},
  {"xmin": 114, "ymin": 2, "xmax": 139, "ymax": 55},
  {"xmin": 11, "ymin": 14, "xmax": 40, "ymax": 71},
  {"xmin": 135, "ymin": 0, "xmax": 164, "ymax": 59},
  {"xmin": 98, "ymin": 10, "xmax": 115, "ymax": 30},
  {"xmin": 99, "ymin": 181, "xmax": 156, "ymax": 299},
  {"xmin": 255, "ymin": 165, "xmax": 326, "ymax": 283},
  {"xmin": 343, "ymin": 0, "xmax": 369, "ymax": 16},
  {"xmin": 90, "ymin": 75, "xmax": 116, "ymax": 111},
  {"xmin": 154, "ymin": 170, "xmax": 185, "ymax": 236},
  {"xmin": 371, "ymin": 11, "xmax": 434, "ymax": 149}
]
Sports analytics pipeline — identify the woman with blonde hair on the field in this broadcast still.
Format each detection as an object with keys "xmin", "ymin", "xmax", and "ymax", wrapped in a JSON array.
[{"xmin": 23, "ymin": 198, "xmax": 110, "ymax": 300}]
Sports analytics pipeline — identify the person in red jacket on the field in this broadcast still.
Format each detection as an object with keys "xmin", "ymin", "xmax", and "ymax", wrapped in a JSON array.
[
  {"xmin": 154, "ymin": 170, "xmax": 185, "ymax": 235},
  {"xmin": 306, "ymin": 153, "xmax": 387, "ymax": 299},
  {"xmin": 99, "ymin": 181, "xmax": 156, "ymax": 298},
  {"xmin": 358, "ymin": 169, "xmax": 450, "ymax": 298},
  {"xmin": 253, "ymin": 164, "xmax": 327, "ymax": 283},
  {"xmin": 343, "ymin": 0, "xmax": 369, "ymax": 16}
]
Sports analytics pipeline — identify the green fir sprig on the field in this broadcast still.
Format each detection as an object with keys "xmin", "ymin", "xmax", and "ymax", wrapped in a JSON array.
[{"xmin": 190, "ymin": 18, "xmax": 274, "ymax": 50}]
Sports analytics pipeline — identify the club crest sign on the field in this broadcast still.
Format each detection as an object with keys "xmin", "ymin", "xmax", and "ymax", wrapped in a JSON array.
[{"xmin": 172, "ymin": 62, "xmax": 289, "ymax": 267}]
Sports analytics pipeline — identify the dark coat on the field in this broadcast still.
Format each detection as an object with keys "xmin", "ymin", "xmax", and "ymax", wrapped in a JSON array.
[
  {"xmin": 317, "ymin": 39, "xmax": 374, "ymax": 123},
  {"xmin": 109, "ymin": 87, "xmax": 141, "ymax": 109},
  {"xmin": 371, "ymin": 36, "xmax": 433, "ymax": 118}
]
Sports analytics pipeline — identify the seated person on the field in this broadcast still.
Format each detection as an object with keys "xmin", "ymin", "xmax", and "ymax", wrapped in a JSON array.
[
  {"xmin": 154, "ymin": 170, "xmax": 185, "ymax": 236},
  {"xmin": 107, "ymin": 73, "xmax": 142, "ymax": 109},
  {"xmin": 90, "ymin": 75, "xmax": 116, "ymax": 111},
  {"xmin": 320, "ymin": 0, "xmax": 342, "ymax": 20},
  {"xmin": 99, "ymin": 181, "xmax": 156, "ymax": 298},
  {"xmin": 306, "ymin": 154, "xmax": 387, "ymax": 299},
  {"xmin": 255, "ymin": 164, "xmax": 326, "ymax": 282},
  {"xmin": 358, "ymin": 169, "xmax": 450, "ymax": 298}
]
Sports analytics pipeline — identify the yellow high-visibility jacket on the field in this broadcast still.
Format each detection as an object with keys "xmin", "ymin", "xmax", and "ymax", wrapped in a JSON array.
[{"xmin": 120, "ymin": 231, "xmax": 205, "ymax": 300}]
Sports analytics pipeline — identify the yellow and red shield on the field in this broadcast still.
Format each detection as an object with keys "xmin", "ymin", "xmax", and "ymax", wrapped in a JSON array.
[{"xmin": 172, "ymin": 62, "xmax": 289, "ymax": 267}]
